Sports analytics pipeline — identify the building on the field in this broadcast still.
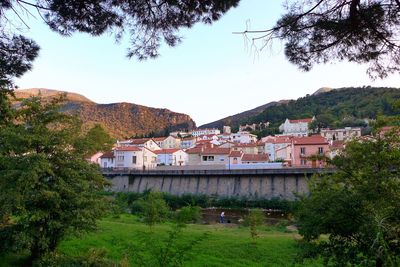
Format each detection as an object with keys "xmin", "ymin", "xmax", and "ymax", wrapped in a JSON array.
[
  {"xmin": 153, "ymin": 136, "xmax": 181, "ymax": 149},
  {"xmin": 155, "ymin": 149, "xmax": 188, "ymax": 166},
  {"xmin": 228, "ymin": 151, "xmax": 269, "ymax": 165},
  {"xmin": 186, "ymin": 146, "xmax": 230, "ymax": 166},
  {"xmin": 190, "ymin": 128, "xmax": 221, "ymax": 137},
  {"xmin": 320, "ymin": 127, "xmax": 362, "ymax": 141},
  {"xmin": 290, "ymin": 135, "xmax": 329, "ymax": 167},
  {"xmin": 180, "ymin": 136, "xmax": 198, "ymax": 149},
  {"xmin": 278, "ymin": 117, "xmax": 314, "ymax": 136},
  {"xmin": 229, "ymin": 131, "xmax": 258, "ymax": 144},
  {"xmin": 232, "ymin": 143, "xmax": 259, "ymax": 154},
  {"xmin": 328, "ymin": 140, "xmax": 346, "ymax": 159},
  {"xmin": 100, "ymin": 151, "xmax": 115, "ymax": 168},
  {"xmin": 113, "ymin": 146, "xmax": 157, "ymax": 170},
  {"xmin": 118, "ymin": 138, "xmax": 161, "ymax": 151},
  {"xmin": 262, "ymin": 135, "xmax": 293, "ymax": 161},
  {"xmin": 223, "ymin": 125, "xmax": 231, "ymax": 134}
]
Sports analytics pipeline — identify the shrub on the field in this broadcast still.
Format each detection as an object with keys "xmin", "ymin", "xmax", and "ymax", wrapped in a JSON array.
[{"xmin": 175, "ymin": 206, "xmax": 201, "ymax": 225}]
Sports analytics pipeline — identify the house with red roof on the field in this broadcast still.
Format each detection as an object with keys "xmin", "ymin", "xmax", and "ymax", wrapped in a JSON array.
[
  {"xmin": 110, "ymin": 146, "xmax": 157, "ymax": 170},
  {"xmin": 153, "ymin": 136, "xmax": 181, "ymax": 149},
  {"xmin": 154, "ymin": 149, "xmax": 188, "ymax": 166},
  {"xmin": 232, "ymin": 143, "xmax": 259, "ymax": 154},
  {"xmin": 262, "ymin": 135, "xmax": 293, "ymax": 161},
  {"xmin": 228, "ymin": 151, "xmax": 269, "ymax": 165},
  {"xmin": 117, "ymin": 138, "xmax": 161, "ymax": 151},
  {"xmin": 290, "ymin": 135, "xmax": 329, "ymax": 167},
  {"xmin": 186, "ymin": 146, "xmax": 230, "ymax": 166},
  {"xmin": 100, "ymin": 151, "xmax": 115, "ymax": 168},
  {"xmin": 278, "ymin": 117, "xmax": 315, "ymax": 137}
]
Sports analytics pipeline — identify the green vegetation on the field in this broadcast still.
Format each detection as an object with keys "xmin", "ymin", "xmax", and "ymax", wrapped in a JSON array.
[
  {"xmin": 112, "ymin": 191, "xmax": 296, "ymax": 213},
  {"xmin": 0, "ymin": 93, "xmax": 112, "ymax": 265},
  {"xmin": 0, "ymin": 214, "xmax": 321, "ymax": 266},
  {"xmin": 295, "ymin": 128, "xmax": 400, "ymax": 266},
  {"xmin": 253, "ymin": 87, "xmax": 400, "ymax": 132},
  {"xmin": 205, "ymin": 87, "xmax": 400, "ymax": 133},
  {"xmin": 243, "ymin": 209, "xmax": 266, "ymax": 242}
]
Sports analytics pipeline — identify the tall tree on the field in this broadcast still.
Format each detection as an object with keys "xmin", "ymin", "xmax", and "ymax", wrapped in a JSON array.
[
  {"xmin": 239, "ymin": 0, "xmax": 400, "ymax": 78},
  {"xmin": 295, "ymin": 129, "xmax": 400, "ymax": 266},
  {"xmin": 0, "ymin": 94, "xmax": 110, "ymax": 264}
]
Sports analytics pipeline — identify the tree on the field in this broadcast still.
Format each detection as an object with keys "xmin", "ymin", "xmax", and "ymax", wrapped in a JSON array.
[
  {"xmin": 134, "ymin": 191, "xmax": 170, "ymax": 228},
  {"xmin": 240, "ymin": 0, "xmax": 400, "ymax": 79},
  {"xmin": 0, "ymin": 93, "xmax": 110, "ymax": 264},
  {"xmin": 295, "ymin": 129, "xmax": 400, "ymax": 266},
  {"xmin": 75, "ymin": 124, "xmax": 114, "ymax": 158}
]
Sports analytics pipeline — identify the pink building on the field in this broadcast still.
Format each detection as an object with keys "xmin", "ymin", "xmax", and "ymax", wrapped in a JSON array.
[{"xmin": 290, "ymin": 135, "xmax": 329, "ymax": 168}]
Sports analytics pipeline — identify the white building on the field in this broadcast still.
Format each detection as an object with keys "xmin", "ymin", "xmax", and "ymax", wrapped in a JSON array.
[
  {"xmin": 278, "ymin": 118, "xmax": 314, "ymax": 136},
  {"xmin": 190, "ymin": 128, "xmax": 221, "ymax": 137},
  {"xmin": 153, "ymin": 136, "xmax": 181, "ymax": 149},
  {"xmin": 320, "ymin": 127, "xmax": 362, "ymax": 141},
  {"xmin": 186, "ymin": 146, "xmax": 230, "ymax": 166},
  {"xmin": 263, "ymin": 135, "xmax": 293, "ymax": 161},
  {"xmin": 180, "ymin": 137, "xmax": 198, "ymax": 149},
  {"xmin": 100, "ymin": 151, "xmax": 115, "ymax": 168},
  {"xmin": 229, "ymin": 131, "xmax": 258, "ymax": 144},
  {"xmin": 118, "ymin": 138, "xmax": 161, "ymax": 151},
  {"xmin": 113, "ymin": 146, "xmax": 157, "ymax": 170},
  {"xmin": 155, "ymin": 149, "xmax": 188, "ymax": 166}
]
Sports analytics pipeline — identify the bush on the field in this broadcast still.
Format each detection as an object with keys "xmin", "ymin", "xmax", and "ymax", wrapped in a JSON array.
[
  {"xmin": 175, "ymin": 206, "xmax": 201, "ymax": 225},
  {"xmin": 134, "ymin": 191, "xmax": 170, "ymax": 227}
]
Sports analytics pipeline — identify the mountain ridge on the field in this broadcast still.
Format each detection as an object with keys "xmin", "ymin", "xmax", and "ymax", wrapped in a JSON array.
[{"xmin": 15, "ymin": 88, "xmax": 196, "ymax": 139}]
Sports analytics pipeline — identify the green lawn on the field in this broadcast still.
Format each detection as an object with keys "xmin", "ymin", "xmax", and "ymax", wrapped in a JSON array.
[{"xmin": 1, "ymin": 215, "xmax": 321, "ymax": 266}]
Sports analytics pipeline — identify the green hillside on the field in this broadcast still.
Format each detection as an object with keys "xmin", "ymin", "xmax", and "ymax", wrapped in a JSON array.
[{"xmin": 204, "ymin": 87, "xmax": 400, "ymax": 134}]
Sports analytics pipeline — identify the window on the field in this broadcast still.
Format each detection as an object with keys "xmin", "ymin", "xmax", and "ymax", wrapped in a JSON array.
[
  {"xmin": 300, "ymin": 147, "xmax": 306, "ymax": 155},
  {"xmin": 117, "ymin": 155, "xmax": 124, "ymax": 161},
  {"xmin": 202, "ymin": 156, "xmax": 214, "ymax": 161},
  {"xmin": 132, "ymin": 156, "xmax": 137, "ymax": 164},
  {"xmin": 301, "ymin": 159, "xmax": 307, "ymax": 165},
  {"xmin": 318, "ymin": 147, "xmax": 324, "ymax": 154}
]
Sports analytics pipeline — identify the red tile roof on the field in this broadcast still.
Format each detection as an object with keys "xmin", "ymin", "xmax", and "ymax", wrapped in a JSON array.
[
  {"xmin": 292, "ymin": 136, "xmax": 328, "ymax": 145},
  {"xmin": 229, "ymin": 151, "xmax": 243, "ymax": 157},
  {"xmin": 100, "ymin": 151, "xmax": 115, "ymax": 158},
  {"xmin": 234, "ymin": 143, "xmax": 258, "ymax": 148},
  {"xmin": 152, "ymin": 137, "xmax": 167, "ymax": 141},
  {"xmin": 186, "ymin": 147, "xmax": 230, "ymax": 155},
  {"xmin": 128, "ymin": 138, "xmax": 151, "ymax": 145},
  {"xmin": 330, "ymin": 140, "xmax": 345, "ymax": 150},
  {"xmin": 289, "ymin": 118, "xmax": 313, "ymax": 123},
  {"xmin": 201, "ymin": 148, "xmax": 230, "ymax": 155},
  {"xmin": 241, "ymin": 154, "xmax": 269, "ymax": 162},
  {"xmin": 154, "ymin": 149, "xmax": 181, "ymax": 154},
  {"xmin": 115, "ymin": 146, "xmax": 142, "ymax": 152}
]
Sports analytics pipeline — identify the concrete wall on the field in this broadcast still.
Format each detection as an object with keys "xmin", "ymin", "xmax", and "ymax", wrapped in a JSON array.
[{"xmin": 104, "ymin": 169, "xmax": 331, "ymax": 200}]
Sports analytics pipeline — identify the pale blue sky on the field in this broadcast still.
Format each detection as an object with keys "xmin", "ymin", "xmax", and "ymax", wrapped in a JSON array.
[{"xmin": 15, "ymin": 0, "xmax": 399, "ymax": 126}]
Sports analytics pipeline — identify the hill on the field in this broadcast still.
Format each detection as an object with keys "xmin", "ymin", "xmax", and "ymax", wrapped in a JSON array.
[
  {"xmin": 200, "ymin": 100, "xmax": 289, "ymax": 130},
  {"xmin": 14, "ymin": 89, "xmax": 196, "ymax": 139},
  {"xmin": 201, "ymin": 86, "xmax": 400, "ymax": 132}
]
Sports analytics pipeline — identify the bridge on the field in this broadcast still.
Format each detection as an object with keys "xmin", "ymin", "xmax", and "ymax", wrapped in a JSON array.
[{"xmin": 102, "ymin": 168, "xmax": 334, "ymax": 200}]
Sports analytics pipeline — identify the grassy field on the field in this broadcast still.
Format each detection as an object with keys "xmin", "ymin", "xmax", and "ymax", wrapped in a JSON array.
[{"xmin": 1, "ymin": 214, "xmax": 321, "ymax": 266}]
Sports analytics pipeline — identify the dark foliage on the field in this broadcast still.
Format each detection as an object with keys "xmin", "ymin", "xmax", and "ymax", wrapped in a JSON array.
[
  {"xmin": 244, "ymin": 0, "xmax": 400, "ymax": 78},
  {"xmin": 295, "ymin": 130, "xmax": 400, "ymax": 266},
  {"xmin": 233, "ymin": 87, "xmax": 400, "ymax": 132}
]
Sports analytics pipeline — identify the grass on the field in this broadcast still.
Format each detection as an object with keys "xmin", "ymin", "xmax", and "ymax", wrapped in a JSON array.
[{"xmin": 0, "ymin": 214, "xmax": 321, "ymax": 266}]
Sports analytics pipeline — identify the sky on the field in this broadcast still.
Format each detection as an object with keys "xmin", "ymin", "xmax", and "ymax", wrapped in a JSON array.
[{"xmin": 13, "ymin": 0, "xmax": 400, "ymax": 126}]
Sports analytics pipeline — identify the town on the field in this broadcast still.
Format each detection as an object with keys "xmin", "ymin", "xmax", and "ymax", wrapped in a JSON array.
[{"xmin": 94, "ymin": 117, "xmax": 364, "ymax": 170}]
